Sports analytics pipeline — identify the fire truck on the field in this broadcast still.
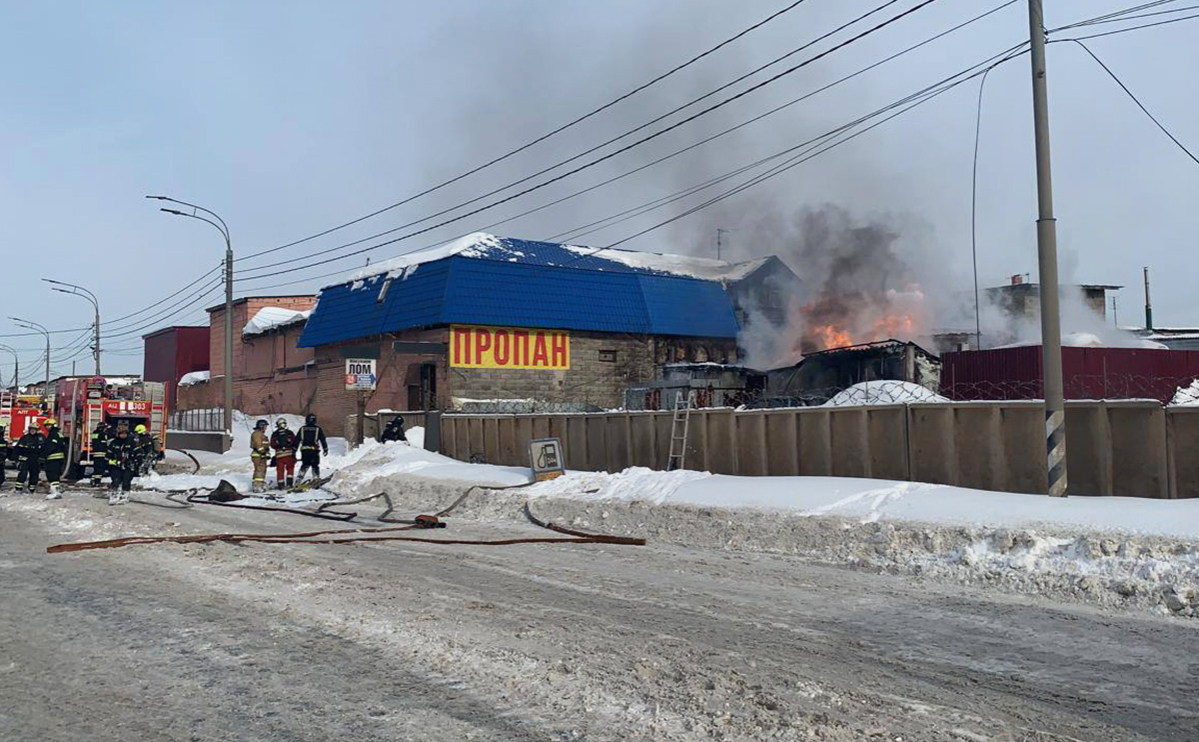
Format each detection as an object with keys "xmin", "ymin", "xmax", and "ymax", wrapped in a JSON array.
[
  {"xmin": 0, "ymin": 392, "xmax": 53, "ymax": 441},
  {"xmin": 50, "ymin": 376, "xmax": 168, "ymax": 479}
]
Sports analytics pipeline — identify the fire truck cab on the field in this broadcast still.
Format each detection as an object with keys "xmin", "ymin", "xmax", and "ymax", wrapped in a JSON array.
[
  {"xmin": 52, "ymin": 376, "xmax": 168, "ymax": 478},
  {"xmin": 0, "ymin": 392, "xmax": 54, "ymax": 458}
]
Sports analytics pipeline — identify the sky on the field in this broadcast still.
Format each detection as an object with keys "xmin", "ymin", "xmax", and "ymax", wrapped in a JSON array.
[{"xmin": 1, "ymin": 0, "xmax": 1196, "ymax": 380}]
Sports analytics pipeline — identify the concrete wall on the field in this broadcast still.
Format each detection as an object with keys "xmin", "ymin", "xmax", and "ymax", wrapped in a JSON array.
[{"xmin": 440, "ymin": 401, "xmax": 1189, "ymax": 498}]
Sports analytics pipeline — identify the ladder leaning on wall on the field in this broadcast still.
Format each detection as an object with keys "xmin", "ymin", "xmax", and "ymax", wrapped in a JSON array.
[{"xmin": 666, "ymin": 389, "xmax": 695, "ymax": 471}]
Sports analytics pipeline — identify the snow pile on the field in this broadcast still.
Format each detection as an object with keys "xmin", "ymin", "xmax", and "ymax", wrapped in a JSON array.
[
  {"xmin": 178, "ymin": 370, "xmax": 210, "ymax": 386},
  {"xmin": 527, "ymin": 467, "xmax": 712, "ymax": 504},
  {"xmin": 560, "ymin": 244, "xmax": 768, "ymax": 282},
  {"xmin": 1171, "ymin": 379, "xmax": 1199, "ymax": 406},
  {"xmin": 823, "ymin": 381, "xmax": 949, "ymax": 407},
  {"xmin": 243, "ymin": 307, "xmax": 311, "ymax": 336},
  {"xmin": 349, "ymin": 233, "xmax": 503, "ymax": 282}
]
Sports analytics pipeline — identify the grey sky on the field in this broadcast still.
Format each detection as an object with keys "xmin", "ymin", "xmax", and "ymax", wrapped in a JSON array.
[{"xmin": 2, "ymin": 0, "xmax": 1195, "ymax": 379}]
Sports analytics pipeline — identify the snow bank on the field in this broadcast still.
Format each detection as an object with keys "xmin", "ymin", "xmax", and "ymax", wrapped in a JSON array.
[
  {"xmin": 1171, "ymin": 379, "xmax": 1199, "ymax": 406},
  {"xmin": 243, "ymin": 307, "xmax": 311, "ymax": 336},
  {"xmin": 823, "ymin": 381, "xmax": 948, "ymax": 407},
  {"xmin": 178, "ymin": 370, "xmax": 210, "ymax": 386}
]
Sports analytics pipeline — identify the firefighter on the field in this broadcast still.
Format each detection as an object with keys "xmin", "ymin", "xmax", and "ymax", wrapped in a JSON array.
[
  {"xmin": 250, "ymin": 419, "xmax": 271, "ymax": 493},
  {"xmin": 270, "ymin": 418, "xmax": 298, "ymax": 490},
  {"xmin": 106, "ymin": 424, "xmax": 141, "ymax": 505},
  {"xmin": 296, "ymin": 413, "xmax": 328, "ymax": 483},
  {"xmin": 380, "ymin": 415, "xmax": 407, "ymax": 443},
  {"xmin": 14, "ymin": 424, "xmax": 46, "ymax": 493},
  {"xmin": 89, "ymin": 420, "xmax": 111, "ymax": 487},
  {"xmin": 41, "ymin": 418, "xmax": 69, "ymax": 499},
  {"xmin": 0, "ymin": 425, "xmax": 8, "ymax": 489},
  {"xmin": 134, "ymin": 423, "xmax": 162, "ymax": 476}
]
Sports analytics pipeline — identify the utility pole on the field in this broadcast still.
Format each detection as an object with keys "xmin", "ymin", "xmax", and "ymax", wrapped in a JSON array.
[
  {"xmin": 1111, "ymin": 294, "xmax": 1118, "ymax": 328},
  {"xmin": 1143, "ymin": 266, "xmax": 1153, "ymax": 331},
  {"xmin": 150, "ymin": 196, "xmax": 234, "ymax": 437},
  {"xmin": 43, "ymin": 279, "xmax": 101, "ymax": 375},
  {"xmin": 716, "ymin": 228, "xmax": 729, "ymax": 261},
  {"xmin": 1026, "ymin": 0, "xmax": 1068, "ymax": 497}
]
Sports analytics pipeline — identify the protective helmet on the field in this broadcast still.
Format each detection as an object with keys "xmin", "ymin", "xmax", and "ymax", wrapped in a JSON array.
[
  {"xmin": 390, "ymin": 415, "xmax": 404, "ymax": 427},
  {"xmin": 255, "ymin": 419, "xmax": 269, "ymax": 429},
  {"xmin": 305, "ymin": 414, "xmax": 317, "ymax": 425},
  {"xmin": 45, "ymin": 418, "xmax": 57, "ymax": 427},
  {"xmin": 135, "ymin": 424, "xmax": 147, "ymax": 434},
  {"xmin": 276, "ymin": 418, "xmax": 289, "ymax": 429}
]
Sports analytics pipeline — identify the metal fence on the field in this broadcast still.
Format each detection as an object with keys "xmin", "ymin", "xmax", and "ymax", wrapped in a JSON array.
[{"xmin": 168, "ymin": 408, "xmax": 224, "ymax": 432}]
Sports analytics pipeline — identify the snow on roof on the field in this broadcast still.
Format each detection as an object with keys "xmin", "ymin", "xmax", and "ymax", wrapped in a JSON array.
[
  {"xmin": 996, "ymin": 332, "xmax": 1168, "ymax": 350},
  {"xmin": 344, "ymin": 232, "xmax": 771, "ymax": 285},
  {"xmin": 243, "ymin": 307, "xmax": 312, "ymax": 337},
  {"xmin": 179, "ymin": 370, "xmax": 211, "ymax": 386},
  {"xmin": 823, "ymin": 381, "xmax": 949, "ymax": 407}
]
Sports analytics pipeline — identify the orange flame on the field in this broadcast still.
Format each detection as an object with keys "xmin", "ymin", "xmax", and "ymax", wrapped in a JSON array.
[
  {"xmin": 872, "ymin": 314, "xmax": 915, "ymax": 338},
  {"xmin": 812, "ymin": 324, "xmax": 854, "ymax": 350}
]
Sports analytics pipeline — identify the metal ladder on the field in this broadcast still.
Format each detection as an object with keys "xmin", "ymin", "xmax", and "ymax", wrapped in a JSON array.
[
  {"xmin": 0, "ymin": 390, "xmax": 13, "ymax": 433},
  {"xmin": 666, "ymin": 389, "xmax": 695, "ymax": 471}
]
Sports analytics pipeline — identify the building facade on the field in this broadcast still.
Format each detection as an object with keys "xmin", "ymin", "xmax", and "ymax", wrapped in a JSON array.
[{"xmin": 142, "ymin": 325, "xmax": 210, "ymax": 408}]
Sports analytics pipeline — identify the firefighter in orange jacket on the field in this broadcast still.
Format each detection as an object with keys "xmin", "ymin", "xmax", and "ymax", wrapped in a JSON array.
[{"xmin": 250, "ymin": 419, "xmax": 271, "ymax": 493}]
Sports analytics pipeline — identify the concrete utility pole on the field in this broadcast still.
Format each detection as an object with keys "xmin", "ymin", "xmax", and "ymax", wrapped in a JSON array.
[
  {"xmin": 1026, "ymin": 0, "xmax": 1067, "ymax": 497},
  {"xmin": 11, "ymin": 318, "xmax": 50, "ymax": 393},
  {"xmin": 1143, "ymin": 266, "xmax": 1153, "ymax": 331},
  {"xmin": 150, "ymin": 196, "xmax": 234, "ymax": 435},
  {"xmin": 43, "ymin": 279, "xmax": 101, "ymax": 375}
]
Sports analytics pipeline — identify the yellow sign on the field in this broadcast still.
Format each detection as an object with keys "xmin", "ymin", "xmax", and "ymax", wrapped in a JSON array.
[{"xmin": 451, "ymin": 325, "xmax": 570, "ymax": 370}]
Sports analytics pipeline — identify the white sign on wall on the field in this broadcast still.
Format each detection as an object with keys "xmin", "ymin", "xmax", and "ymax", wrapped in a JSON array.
[{"xmin": 345, "ymin": 358, "xmax": 378, "ymax": 391}]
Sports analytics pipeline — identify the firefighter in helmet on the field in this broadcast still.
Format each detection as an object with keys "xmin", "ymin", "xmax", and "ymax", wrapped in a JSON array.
[
  {"xmin": 40, "ymin": 418, "xmax": 69, "ymax": 499},
  {"xmin": 90, "ymin": 420, "xmax": 111, "ymax": 487},
  {"xmin": 106, "ymin": 423, "xmax": 141, "ymax": 505},
  {"xmin": 380, "ymin": 414, "xmax": 407, "ymax": 443},
  {"xmin": 14, "ymin": 423, "xmax": 46, "ymax": 494},
  {"xmin": 270, "ymin": 418, "xmax": 298, "ymax": 490},
  {"xmin": 134, "ymin": 423, "xmax": 162, "ymax": 476},
  {"xmin": 296, "ymin": 413, "xmax": 328, "ymax": 483},
  {"xmin": 250, "ymin": 419, "xmax": 271, "ymax": 493}
]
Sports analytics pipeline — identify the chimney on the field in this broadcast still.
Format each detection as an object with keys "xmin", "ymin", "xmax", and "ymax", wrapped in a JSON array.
[{"xmin": 1143, "ymin": 266, "xmax": 1153, "ymax": 331}]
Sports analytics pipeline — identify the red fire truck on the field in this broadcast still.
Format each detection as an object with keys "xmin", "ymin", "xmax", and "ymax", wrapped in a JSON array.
[
  {"xmin": 51, "ymin": 376, "xmax": 168, "ymax": 478},
  {"xmin": 0, "ymin": 392, "xmax": 53, "ymax": 441}
]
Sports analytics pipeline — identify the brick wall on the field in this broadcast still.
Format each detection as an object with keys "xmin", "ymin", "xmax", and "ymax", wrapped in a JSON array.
[
  {"xmin": 307, "ymin": 328, "xmax": 737, "ymax": 434},
  {"xmin": 208, "ymin": 295, "xmax": 315, "ymax": 378}
]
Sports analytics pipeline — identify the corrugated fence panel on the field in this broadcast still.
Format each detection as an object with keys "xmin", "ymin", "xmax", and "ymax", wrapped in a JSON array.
[{"xmin": 437, "ymin": 402, "xmax": 1194, "ymax": 498}]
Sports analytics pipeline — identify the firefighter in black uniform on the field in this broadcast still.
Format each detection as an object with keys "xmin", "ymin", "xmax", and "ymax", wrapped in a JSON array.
[
  {"xmin": 14, "ymin": 425, "xmax": 46, "ymax": 493},
  {"xmin": 380, "ymin": 415, "xmax": 407, "ymax": 443},
  {"xmin": 41, "ymin": 418, "xmax": 69, "ymax": 500},
  {"xmin": 295, "ymin": 414, "xmax": 329, "ymax": 483},
  {"xmin": 90, "ymin": 421, "xmax": 111, "ymax": 487},
  {"xmin": 106, "ymin": 425, "xmax": 141, "ymax": 505},
  {"xmin": 0, "ymin": 425, "xmax": 8, "ymax": 489},
  {"xmin": 134, "ymin": 424, "xmax": 162, "ymax": 476}
]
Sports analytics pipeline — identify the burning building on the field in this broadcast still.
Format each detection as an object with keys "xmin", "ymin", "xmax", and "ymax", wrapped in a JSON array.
[{"xmin": 765, "ymin": 340, "xmax": 941, "ymax": 405}]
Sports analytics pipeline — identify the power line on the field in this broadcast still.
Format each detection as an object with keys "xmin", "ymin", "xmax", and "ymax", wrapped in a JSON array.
[
  {"xmin": 237, "ymin": 0, "xmax": 910, "ymax": 272},
  {"xmin": 233, "ymin": 0, "xmax": 945, "ymax": 281},
  {"xmin": 1068, "ymin": 39, "xmax": 1199, "ymax": 167},
  {"xmin": 234, "ymin": 0, "xmax": 816, "ymax": 263},
  {"xmin": 1058, "ymin": 8, "xmax": 1199, "ymax": 39},
  {"xmin": 234, "ymin": 1, "xmax": 1017, "ymax": 293},
  {"xmin": 1051, "ymin": 0, "xmax": 1184, "ymax": 31}
]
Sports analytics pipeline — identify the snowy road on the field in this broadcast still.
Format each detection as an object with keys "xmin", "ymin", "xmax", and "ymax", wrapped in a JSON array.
[{"xmin": 3, "ymin": 491, "xmax": 1198, "ymax": 741}]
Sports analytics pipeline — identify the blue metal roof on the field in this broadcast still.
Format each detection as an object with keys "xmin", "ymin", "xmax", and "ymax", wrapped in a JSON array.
[{"xmin": 297, "ymin": 236, "xmax": 741, "ymax": 347}]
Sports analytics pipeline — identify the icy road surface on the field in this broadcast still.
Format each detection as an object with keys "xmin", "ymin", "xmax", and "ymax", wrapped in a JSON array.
[{"xmin": 2, "ymin": 491, "xmax": 1198, "ymax": 742}]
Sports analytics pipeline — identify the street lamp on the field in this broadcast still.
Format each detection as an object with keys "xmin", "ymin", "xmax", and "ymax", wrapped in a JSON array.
[
  {"xmin": 42, "ymin": 279, "xmax": 100, "ymax": 376},
  {"xmin": 10, "ymin": 318, "xmax": 50, "ymax": 393},
  {"xmin": 147, "ymin": 195, "xmax": 233, "ymax": 434},
  {"xmin": 0, "ymin": 343, "xmax": 18, "ymax": 390}
]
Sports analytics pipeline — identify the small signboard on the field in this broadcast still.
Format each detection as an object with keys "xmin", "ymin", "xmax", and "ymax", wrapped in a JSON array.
[
  {"xmin": 345, "ymin": 358, "xmax": 378, "ymax": 391},
  {"xmin": 529, "ymin": 437, "xmax": 565, "ymax": 482}
]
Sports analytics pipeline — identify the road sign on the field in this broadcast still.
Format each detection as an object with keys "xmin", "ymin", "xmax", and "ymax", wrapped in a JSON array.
[{"xmin": 345, "ymin": 358, "xmax": 378, "ymax": 391}]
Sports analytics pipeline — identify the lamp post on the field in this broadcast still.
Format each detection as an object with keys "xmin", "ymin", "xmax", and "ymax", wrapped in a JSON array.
[
  {"xmin": 0, "ymin": 343, "xmax": 18, "ymax": 389},
  {"xmin": 10, "ymin": 318, "xmax": 50, "ymax": 393},
  {"xmin": 42, "ymin": 279, "xmax": 101, "ymax": 376},
  {"xmin": 148, "ymin": 196, "xmax": 233, "ymax": 435}
]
